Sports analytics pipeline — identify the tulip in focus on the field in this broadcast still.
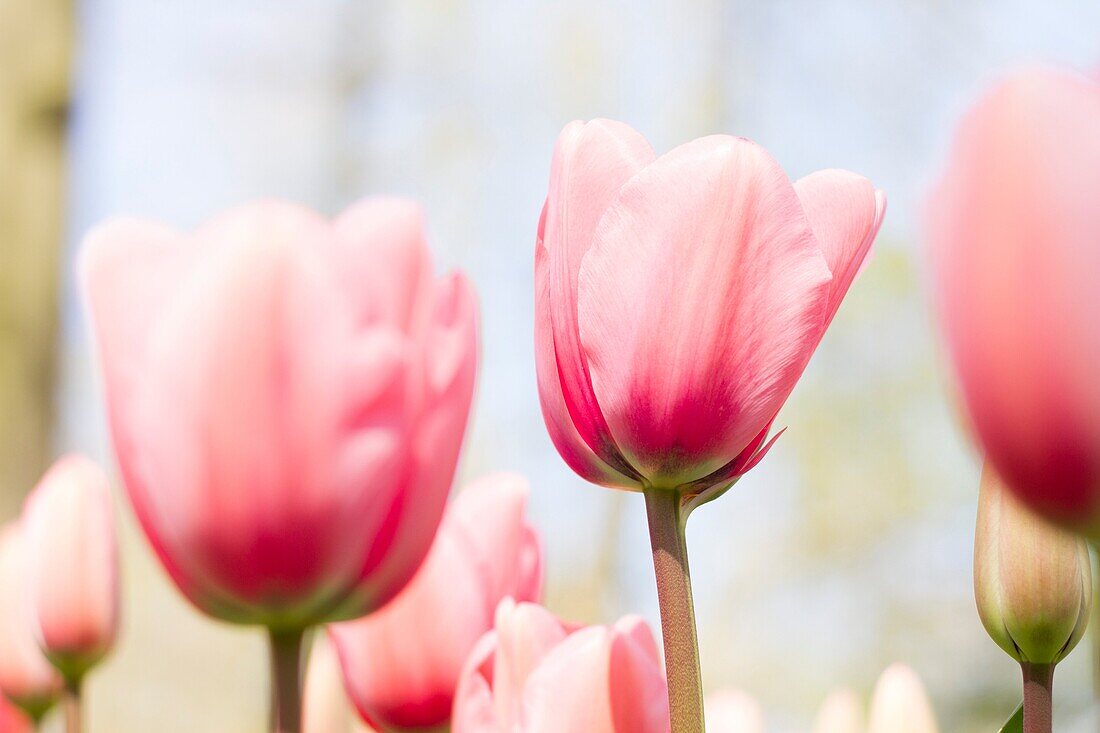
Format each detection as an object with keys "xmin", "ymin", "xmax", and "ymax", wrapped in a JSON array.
[
  {"xmin": 866, "ymin": 664, "xmax": 938, "ymax": 733},
  {"xmin": 304, "ymin": 635, "xmax": 359, "ymax": 733},
  {"xmin": 22, "ymin": 455, "xmax": 119, "ymax": 686},
  {"xmin": 0, "ymin": 525, "xmax": 63, "ymax": 722},
  {"xmin": 535, "ymin": 119, "xmax": 885, "ymax": 499},
  {"xmin": 813, "ymin": 690, "xmax": 864, "ymax": 733},
  {"xmin": 705, "ymin": 690, "xmax": 766, "ymax": 733},
  {"xmin": 330, "ymin": 473, "xmax": 541, "ymax": 731},
  {"xmin": 535, "ymin": 118, "xmax": 884, "ymax": 732},
  {"xmin": 927, "ymin": 66, "xmax": 1100, "ymax": 537},
  {"xmin": 82, "ymin": 198, "xmax": 479, "ymax": 731},
  {"xmin": 452, "ymin": 598, "xmax": 669, "ymax": 733}
]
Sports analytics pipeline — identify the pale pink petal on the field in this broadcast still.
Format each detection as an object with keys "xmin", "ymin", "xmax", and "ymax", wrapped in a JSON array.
[
  {"xmin": 608, "ymin": 616, "xmax": 669, "ymax": 733},
  {"xmin": 492, "ymin": 599, "xmax": 570, "ymax": 727},
  {"xmin": 332, "ymin": 197, "xmax": 433, "ymax": 331},
  {"xmin": 928, "ymin": 67, "xmax": 1100, "ymax": 527},
  {"xmin": 538, "ymin": 120, "xmax": 655, "ymax": 480},
  {"xmin": 521, "ymin": 626, "xmax": 616, "ymax": 733},
  {"xmin": 452, "ymin": 631, "xmax": 503, "ymax": 733},
  {"xmin": 580, "ymin": 135, "xmax": 832, "ymax": 486},
  {"xmin": 867, "ymin": 664, "xmax": 939, "ymax": 733},
  {"xmin": 795, "ymin": 169, "xmax": 885, "ymax": 329},
  {"xmin": 535, "ymin": 206, "xmax": 640, "ymax": 488}
]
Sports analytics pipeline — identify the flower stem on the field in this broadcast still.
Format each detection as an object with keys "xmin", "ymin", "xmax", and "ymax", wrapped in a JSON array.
[
  {"xmin": 644, "ymin": 487, "xmax": 705, "ymax": 733},
  {"xmin": 64, "ymin": 677, "xmax": 82, "ymax": 733},
  {"xmin": 269, "ymin": 628, "xmax": 306, "ymax": 733},
  {"xmin": 1021, "ymin": 662, "xmax": 1054, "ymax": 733}
]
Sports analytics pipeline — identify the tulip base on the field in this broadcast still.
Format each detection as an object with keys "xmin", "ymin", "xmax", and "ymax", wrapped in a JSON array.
[
  {"xmin": 644, "ymin": 487, "xmax": 705, "ymax": 733},
  {"xmin": 1021, "ymin": 663, "xmax": 1053, "ymax": 733},
  {"xmin": 269, "ymin": 628, "xmax": 306, "ymax": 733}
]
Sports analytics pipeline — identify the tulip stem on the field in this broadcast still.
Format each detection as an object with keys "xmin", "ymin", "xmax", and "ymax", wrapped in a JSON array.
[
  {"xmin": 269, "ymin": 628, "xmax": 306, "ymax": 733},
  {"xmin": 64, "ymin": 677, "xmax": 82, "ymax": 733},
  {"xmin": 644, "ymin": 487, "xmax": 705, "ymax": 733},
  {"xmin": 1021, "ymin": 663, "xmax": 1054, "ymax": 733}
]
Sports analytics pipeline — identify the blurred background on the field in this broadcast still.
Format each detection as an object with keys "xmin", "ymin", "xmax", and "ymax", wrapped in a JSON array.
[{"xmin": 4, "ymin": 1, "xmax": 1100, "ymax": 730}]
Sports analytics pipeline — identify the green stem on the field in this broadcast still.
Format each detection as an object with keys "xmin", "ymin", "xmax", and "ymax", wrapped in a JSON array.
[
  {"xmin": 644, "ymin": 487, "xmax": 705, "ymax": 733},
  {"xmin": 268, "ymin": 628, "xmax": 306, "ymax": 733},
  {"xmin": 1021, "ymin": 663, "xmax": 1053, "ymax": 733}
]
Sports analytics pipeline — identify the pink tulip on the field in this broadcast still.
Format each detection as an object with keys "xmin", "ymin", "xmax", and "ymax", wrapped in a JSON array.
[
  {"xmin": 927, "ymin": 67, "xmax": 1100, "ymax": 535},
  {"xmin": 452, "ymin": 599, "xmax": 669, "ymax": 733},
  {"xmin": 330, "ymin": 473, "xmax": 542, "ymax": 731},
  {"xmin": 22, "ymin": 455, "xmax": 119, "ymax": 682},
  {"xmin": 535, "ymin": 119, "xmax": 885, "ymax": 496},
  {"xmin": 0, "ymin": 525, "xmax": 63, "ymax": 721},
  {"xmin": 81, "ymin": 198, "xmax": 479, "ymax": 628}
]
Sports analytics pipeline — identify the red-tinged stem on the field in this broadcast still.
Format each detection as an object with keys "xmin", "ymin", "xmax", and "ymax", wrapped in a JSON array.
[
  {"xmin": 1021, "ymin": 662, "xmax": 1054, "ymax": 733},
  {"xmin": 64, "ymin": 677, "xmax": 82, "ymax": 733},
  {"xmin": 269, "ymin": 628, "xmax": 306, "ymax": 733},
  {"xmin": 644, "ymin": 487, "xmax": 705, "ymax": 733}
]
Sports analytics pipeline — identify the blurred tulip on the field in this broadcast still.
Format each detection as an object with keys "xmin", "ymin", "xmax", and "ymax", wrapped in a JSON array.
[
  {"xmin": 81, "ymin": 198, "xmax": 478, "ymax": 629},
  {"xmin": 927, "ymin": 66, "xmax": 1100, "ymax": 537},
  {"xmin": 452, "ymin": 599, "xmax": 669, "ymax": 733},
  {"xmin": 0, "ymin": 697, "xmax": 30, "ymax": 733},
  {"xmin": 866, "ymin": 665, "xmax": 938, "ymax": 733},
  {"xmin": 304, "ymin": 635, "xmax": 359, "ymax": 733},
  {"xmin": 535, "ymin": 118, "xmax": 885, "ymax": 497},
  {"xmin": 330, "ymin": 473, "xmax": 542, "ymax": 731},
  {"xmin": 22, "ymin": 455, "xmax": 119, "ymax": 684},
  {"xmin": 813, "ymin": 689, "xmax": 864, "ymax": 733},
  {"xmin": 705, "ymin": 690, "xmax": 766, "ymax": 733},
  {"xmin": 0, "ymin": 525, "xmax": 62, "ymax": 721},
  {"xmin": 975, "ymin": 464, "xmax": 1091, "ymax": 666}
]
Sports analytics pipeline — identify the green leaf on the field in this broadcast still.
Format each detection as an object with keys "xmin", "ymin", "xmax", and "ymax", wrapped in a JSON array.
[{"xmin": 999, "ymin": 702, "xmax": 1023, "ymax": 733}]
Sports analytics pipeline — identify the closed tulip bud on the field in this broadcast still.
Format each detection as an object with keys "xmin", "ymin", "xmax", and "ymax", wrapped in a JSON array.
[
  {"xmin": 303, "ymin": 635, "xmax": 358, "ymax": 733},
  {"xmin": 80, "ymin": 198, "xmax": 478, "ymax": 629},
  {"xmin": 330, "ymin": 473, "xmax": 542, "ymax": 731},
  {"xmin": 928, "ymin": 66, "xmax": 1100, "ymax": 537},
  {"xmin": 22, "ymin": 455, "xmax": 119, "ymax": 683},
  {"xmin": 813, "ymin": 689, "xmax": 864, "ymax": 733},
  {"xmin": 535, "ymin": 119, "xmax": 884, "ymax": 498},
  {"xmin": 0, "ymin": 525, "xmax": 63, "ymax": 721},
  {"xmin": 452, "ymin": 599, "xmax": 669, "ymax": 733},
  {"xmin": 974, "ymin": 464, "xmax": 1090, "ymax": 666},
  {"xmin": 705, "ymin": 690, "xmax": 766, "ymax": 733},
  {"xmin": 867, "ymin": 665, "xmax": 938, "ymax": 733}
]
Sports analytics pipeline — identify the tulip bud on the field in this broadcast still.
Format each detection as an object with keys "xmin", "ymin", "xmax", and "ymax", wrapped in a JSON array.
[
  {"xmin": 0, "ymin": 525, "xmax": 63, "ymax": 721},
  {"xmin": 813, "ymin": 689, "xmax": 864, "ymax": 733},
  {"xmin": 974, "ymin": 464, "xmax": 1091, "ymax": 665},
  {"xmin": 705, "ymin": 690, "xmax": 766, "ymax": 733},
  {"xmin": 867, "ymin": 664, "xmax": 938, "ymax": 733},
  {"xmin": 22, "ymin": 455, "xmax": 119, "ymax": 683}
]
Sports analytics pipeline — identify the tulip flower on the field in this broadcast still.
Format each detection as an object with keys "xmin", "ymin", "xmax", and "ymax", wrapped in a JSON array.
[
  {"xmin": 535, "ymin": 119, "xmax": 884, "ymax": 731},
  {"xmin": 927, "ymin": 67, "xmax": 1100, "ymax": 537},
  {"xmin": 866, "ymin": 664, "xmax": 938, "ymax": 733},
  {"xmin": 330, "ymin": 473, "xmax": 541, "ymax": 731},
  {"xmin": 23, "ymin": 456, "xmax": 118, "ymax": 682},
  {"xmin": 704, "ymin": 690, "xmax": 766, "ymax": 733},
  {"xmin": 974, "ymin": 464, "xmax": 1090, "ymax": 733},
  {"xmin": 81, "ymin": 198, "xmax": 478, "ymax": 732},
  {"xmin": 813, "ymin": 689, "xmax": 864, "ymax": 733},
  {"xmin": 0, "ymin": 525, "xmax": 63, "ymax": 723},
  {"xmin": 303, "ymin": 635, "xmax": 358, "ymax": 733},
  {"xmin": 452, "ymin": 598, "xmax": 669, "ymax": 733}
]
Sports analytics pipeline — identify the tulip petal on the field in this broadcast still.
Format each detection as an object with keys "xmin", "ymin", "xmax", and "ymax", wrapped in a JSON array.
[
  {"xmin": 579, "ymin": 135, "xmax": 832, "ymax": 485},
  {"xmin": 492, "ymin": 600, "xmax": 569, "ymax": 726},
  {"xmin": 521, "ymin": 626, "xmax": 616, "ymax": 733},
  {"xmin": 332, "ymin": 197, "xmax": 433, "ymax": 331},
  {"xmin": 452, "ymin": 631, "xmax": 503, "ymax": 733},
  {"xmin": 538, "ymin": 120, "xmax": 655, "ymax": 482},
  {"xmin": 608, "ymin": 617, "xmax": 669, "ymax": 733},
  {"xmin": 794, "ymin": 169, "xmax": 885, "ymax": 329}
]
